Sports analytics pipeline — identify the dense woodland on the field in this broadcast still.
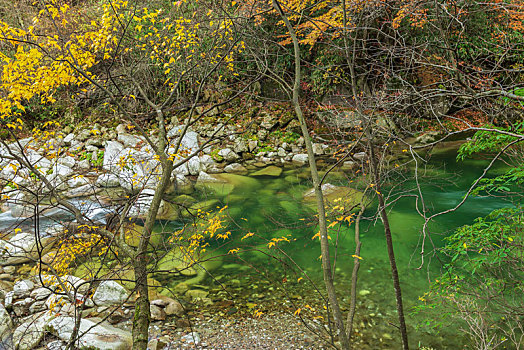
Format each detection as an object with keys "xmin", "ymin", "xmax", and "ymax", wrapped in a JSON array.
[{"xmin": 0, "ymin": 0, "xmax": 522, "ymax": 349}]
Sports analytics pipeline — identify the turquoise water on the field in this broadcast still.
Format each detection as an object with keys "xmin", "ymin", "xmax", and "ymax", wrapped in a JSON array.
[{"xmin": 166, "ymin": 145, "xmax": 512, "ymax": 348}]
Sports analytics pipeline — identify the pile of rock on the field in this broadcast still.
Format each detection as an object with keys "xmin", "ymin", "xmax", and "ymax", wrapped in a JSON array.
[{"xmin": 0, "ymin": 271, "xmax": 190, "ymax": 349}]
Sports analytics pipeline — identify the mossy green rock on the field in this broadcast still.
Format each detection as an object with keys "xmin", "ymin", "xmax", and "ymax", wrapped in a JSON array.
[
  {"xmin": 303, "ymin": 183, "xmax": 366, "ymax": 208},
  {"xmin": 251, "ymin": 165, "xmax": 283, "ymax": 177},
  {"xmin": 124, "ymin": 224, "xmax": 164, "ymax": 248},
  {"xmin": 181, "ymin": 199, "xmax": 220, "ymax": 218},
  {"xmin": 173, "ymin": 194, "xmax": 197, "ymax": 205},
  {"xmin": 196, "ymin": 172, "xmax": 260, "ymax": 196},
  {"xmin": 157, "ymin": 250, "xmax": 198, "ymax": 276},
  {"xmin": 157, "ymin": 200, "xmax": 180, "ymax": 220},
  {"xmin": 214, "ymin": 173, "xmax": 261, "ymax": 189}
]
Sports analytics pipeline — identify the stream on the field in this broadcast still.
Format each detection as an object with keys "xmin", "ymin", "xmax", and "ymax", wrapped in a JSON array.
[{"xmin": 174, "ymin": 144, "xmax": 511, "ymax": 348}]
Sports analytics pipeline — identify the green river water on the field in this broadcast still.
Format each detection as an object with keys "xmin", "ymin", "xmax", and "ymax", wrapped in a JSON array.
[{"xmin": 158, "ymin": 143, "xmax": 512, "ymax": 349}]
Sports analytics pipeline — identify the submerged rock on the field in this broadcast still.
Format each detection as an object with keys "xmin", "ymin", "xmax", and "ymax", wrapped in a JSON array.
[
  {"xmin": 181, "ymin": 199, "xmax": 220, "ymax": 218},
  {"xmin": 303, "ymin": 183, "xmax": 365, "ymax": 207},
  {"xmin": 250, "ymin": 165, "xmax": 282, "ymax": 177},
  {"xmin": 195, "ymin": 172, "xmax": 234, "ymax": 196}
]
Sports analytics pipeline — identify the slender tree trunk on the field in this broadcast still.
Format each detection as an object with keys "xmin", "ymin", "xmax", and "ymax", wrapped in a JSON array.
[
  {"xmin": 272, "ymin": 1, "xmax": 350, "ymax": 348},
  {"xmin": 131, "ymin": 107, "xmax": 173, "ymax": 350},
  {"xmin": 346, "ymin": 205, "xmax": 365, "ymax": 344},
  {"xmin": 132, "ymin": 260, "xmax": 150, "ymax": 350},
  {"xmin": 366, "ymin": 134, "xmax": 409, "ymax": 350}
]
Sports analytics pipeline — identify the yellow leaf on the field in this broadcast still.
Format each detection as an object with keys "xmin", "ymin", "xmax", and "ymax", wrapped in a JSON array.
[
  {"xmin": 352, "ymin": 254, "xmax": 363, "ymax": 260},
  {"xmin": 241, "ymin": 232, "xmax": 254, "ymax": 240},
  {"xmin": 294, "ymin": 308, "xmax": 301, "ymax": 316}
]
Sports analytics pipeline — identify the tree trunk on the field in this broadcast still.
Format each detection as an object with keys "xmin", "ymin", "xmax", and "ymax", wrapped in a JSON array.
[
  {"xmin": 132, "ymin": 261, "xmax": 150, "ymax": 350},
  {"xmin": 366, "ymin": 135, "xmax": 409, "ymax": 350},
  {"xmin": 346, "ymin": 205, "xmax": 365, "ymax": 344},
  {"xmin": 272, "ymin": 1, "xmax": 350, "ymax": 348}
]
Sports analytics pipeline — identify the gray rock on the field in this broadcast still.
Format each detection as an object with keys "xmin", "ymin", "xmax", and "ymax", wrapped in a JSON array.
[
  {"xmin": 199, "ymin": 155, "xmax": 215, "ymax": 171},
  {"xmin": 93, "ymin": 281, "xmax": 128, "ymax": 306},
  {"xmin": 260, "ymin": 115, "xmax": 277, "ymax": 130},
  {"xmin": 12, "ymin": 312, "xmax": 54, "ymax": 350},
  {"xmin": 12, "ymin": 298, "xmax": 33, "ymax": 316},
  {"xmin": 342, "ymin": 161, "xmax": 356, "ymax": 169},
  {"xmin": 86, "ymin": 138, "xmax": 103, "ymax": 147},
  {"xmin": 4, "ymin": 291, "xmax": 13, "ymax": 308},
  {"xmin": 47, "ymin": 316, "xmax": 132, "ymax": 349},
  {"xmin": 415, "ymin": 131, "xmax": 439, "ymax": 145},
  {"xmin": 77, "ymin": 159, "xmax": 91, "ymax": 170},
  {"xmin": 31, "ymin": 287, "xmax": 53, "ymax": 301},
  {"xmin": 248, "ymin": 140, "xmax": 258, "ymax": 153},
  {"xmin": 150, "ymin": 304, "xmax": 166, "ymax": 321},
  {"xmin": 69, "ymin": 139, "xmax": 83, "ymax": 152},
  {"xmin": 47, "ymin": 164, "xmax": 74, "ymax": 181},
  {"xmin": 45, "ymin": 294, "xmax": 69, "ymax": 313},
  {"xmin": 292, "ymin": 154, "xmax": 309, "ymax": 165},
  {"xmin": 96, "ymin": 174, "xmax": 120, "ymax": 188},
  {"xmin": 102, "ymin": 141, "xmax": 124, "ymax": 172},
  {"xmin": 41, "ymin": 275, "xmax": 89, "ymax": 294},
  {"xmin": 312, "ymin": 143, "xmax": 324, "ymax": 155},
  {"xmin": 13, "ymin": 280, "xmax": 34, "ymax": 298},
  {"xmin": 115, "ymin": 124, "xmax": 127, "ymax": 135},
  {"xmin": 0, "ymin": 303, "xmax": 12, "ymax": 341},
  {"xmin": 0, "ymin": 233, "xmax": 38, "ymax": 265},
  {"xmin": 58, "ymin": 156, "xmax": 76, "ymax": 168},
  {"xmin": 224, "ymin": 163, "xmax": 248, "ymax": 175},
  {"xmin": 3, "ymin": 266, "xmax": 14, "ymax": 274},
  {"xmin": 117, "ymin": 133, "xmax": 142, "ymax": 148},
  {"xmin": 186, "ymin": 157, "xmax": 201, "ymax": 176},
  {"xmin": 65, "ymin": 184, "xmax": 97, "ymax": 198},
  {"xmin": 166, "ymin": 129, "xmax": 199, "ymax": 156},
  {"xmin": 63, "ymin": 133, "xmax": 75, "ymax": 145},
  {"xmin": 233, "ymin": 140, "xmax": 248, "ymax": 154},
  {"xmin": 147, "ymin": 338, "xmax": 168, "ymax": 350},
  {"xmin": 257, "ymin": 129, "xmax": 268, "ymax": 141},
  {"xmin": 164, "ymin": 300, "xmax": 185, "ymax": 317},
  {"xmin": 44, "ymin": 224, "xmax": 66, "ymax": 237},
  {"xmin": 353, "ymin": 152, "xmax": 366, "ymax": 161},
  {"xmin": 277, "ymin": 147, "xmax": 287, "ymax": 157},
  {"xmin": 127, "ymin": 189, "xmax": 156, "ymax": 218},
  {"xmin": 85, "ymin": 145, "xmax": 99, "ymax": 152},
  {"xmin": 218, "ymin": 148, "xmax": 239, "ymax": 162},
  {"xmin": 29, "ymin": 300, "xmax": 47, "ymax": 314},
  {"xmin": 67, "ymin": 176, "xmax": 90, "ymax": 188},
  {"xmin": 77, "ymin": 129, "xmax": 92, "ymax": 142}
]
